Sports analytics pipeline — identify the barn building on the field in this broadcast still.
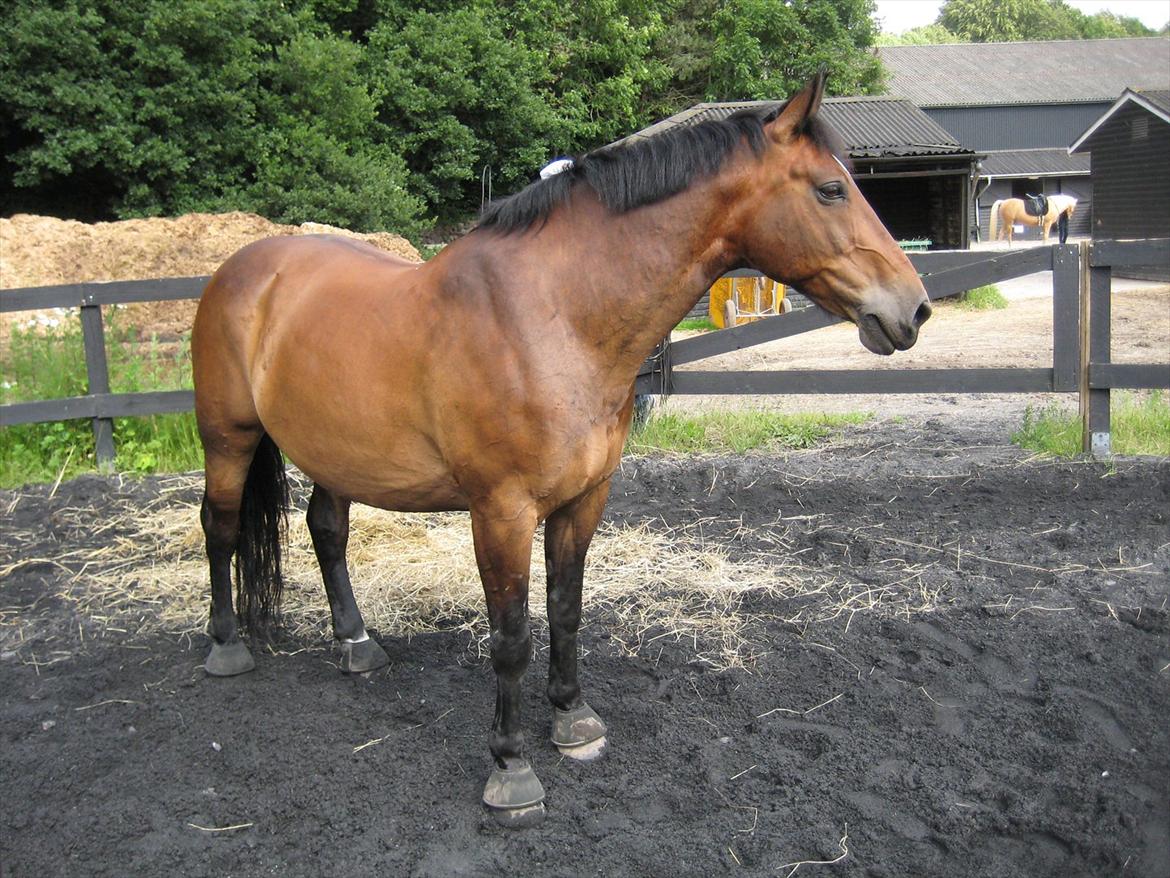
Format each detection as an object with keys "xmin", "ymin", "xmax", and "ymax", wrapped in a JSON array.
[
  {"xmin": 880, "ymin": 37, "xmax": 1170, "ymax": 242},
  {"xmin": 1071, "ymin": 88, "xmax": 1170, "ymax": 280},
  {"xmin": 620, "ymin": 95, "xmax": 979, "ymax": 250}
]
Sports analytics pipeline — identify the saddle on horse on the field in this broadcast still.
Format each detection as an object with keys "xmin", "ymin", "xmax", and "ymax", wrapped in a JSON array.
[{"xmin": 1023, "ymin": 193, "xmax": 1049, "ymax": 218}]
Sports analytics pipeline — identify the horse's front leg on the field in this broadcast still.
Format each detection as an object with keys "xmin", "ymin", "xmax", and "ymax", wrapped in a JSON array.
[
  {"xmin": 544, "ymin": 480, "xmax": 610, "ymax": 761},
  {"xmin": 471, "ymin": 498, "xmax": 544, "ymax": 826}
]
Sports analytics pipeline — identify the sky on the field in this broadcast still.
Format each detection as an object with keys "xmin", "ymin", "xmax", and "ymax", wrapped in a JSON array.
[{"xmin": 873, "ymin": 0, "xmax": 1170, "ymax": 34}]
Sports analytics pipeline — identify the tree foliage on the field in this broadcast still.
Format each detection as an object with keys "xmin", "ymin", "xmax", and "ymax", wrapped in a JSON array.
[
  {"xmin": 707, "ymin": 0, "xmax": 882, "ymax": 100},
  {"xmin": 937, "ymin": 0, "xmax": 1159, "ymax": 43},
  {"xmin": 1, "ymin": 0, "xmax": 889, "ymax": 231},
  {"xmin": 875, "ymin": 23, "xmax": 962, "ymax": 46}
]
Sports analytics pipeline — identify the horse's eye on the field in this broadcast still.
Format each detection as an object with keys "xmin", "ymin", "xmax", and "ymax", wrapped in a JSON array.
[{"xmin": 817, "ymin": 182, "xmax": 846, "ymax": 203}]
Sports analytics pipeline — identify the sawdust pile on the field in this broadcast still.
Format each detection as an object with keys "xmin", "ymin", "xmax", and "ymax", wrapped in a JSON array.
[{"xmin": 1, "ymin": 213, "xmax": 421, "ymax": 337}]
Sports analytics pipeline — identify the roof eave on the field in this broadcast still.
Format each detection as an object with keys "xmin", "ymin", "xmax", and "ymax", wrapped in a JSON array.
[{"xmin": 1069, "ymin": 89, "xmax": 1170, "ymax": 153}]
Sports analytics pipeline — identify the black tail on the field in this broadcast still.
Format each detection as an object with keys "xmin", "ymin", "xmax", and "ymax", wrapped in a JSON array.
[{"xmin": 235, "ymin": 433, "xmax": 290, "ymax": 635}]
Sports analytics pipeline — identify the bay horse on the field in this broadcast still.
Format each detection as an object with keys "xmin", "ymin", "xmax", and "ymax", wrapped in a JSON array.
[
  {"xmin": 191, "ymin": 72, "xmax": 930, "ymax": 826},
  {"xmin": 989, "ymin": 194, "xmax": 1077, "ymax": 244}
]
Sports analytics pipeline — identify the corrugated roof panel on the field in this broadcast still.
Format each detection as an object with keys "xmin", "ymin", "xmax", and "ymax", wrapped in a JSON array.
[
  {"xmin": 980, "ymin": 148, "xmax": 1090, "ymax": 177},
  {"xmin": 1138, "ymin": 89, "xmax": 1170, "ymax": 116},
  {"xmin": 622, "ymin": 96, "xmax": 974, "ymax": 159},
  {"xmin": 879, "ymin": 37, "xmax": 1170, "ymax": 108}
]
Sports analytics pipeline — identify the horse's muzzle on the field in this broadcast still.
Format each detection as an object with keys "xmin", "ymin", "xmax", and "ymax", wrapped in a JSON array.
[{"xmin": 858, "ymin": 298, "xmax": 931, "ymax": 355}]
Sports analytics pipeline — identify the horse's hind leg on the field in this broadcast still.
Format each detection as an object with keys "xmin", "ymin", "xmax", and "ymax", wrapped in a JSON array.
[
  {"xmin": 306, "ymin": 483, "xmax": 389, "ymax": 673},
  {"xmin": 201, "ymin": 429, "xmax": 262, "ymax": 676},
  {"xmin": 544, "ymin": 480, "xmax": 610, "ymax": 761}
]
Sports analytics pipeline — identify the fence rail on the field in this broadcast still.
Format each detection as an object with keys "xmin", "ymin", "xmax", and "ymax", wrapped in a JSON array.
[{"xmin": 2, "ymin": 240, "xmax": 1168, "ymax": 465}]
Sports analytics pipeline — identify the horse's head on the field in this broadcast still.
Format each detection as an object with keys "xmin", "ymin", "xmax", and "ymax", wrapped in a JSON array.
[{"xmin": 730, "ymin": 73, "xmax": 931, "ymax": 354}]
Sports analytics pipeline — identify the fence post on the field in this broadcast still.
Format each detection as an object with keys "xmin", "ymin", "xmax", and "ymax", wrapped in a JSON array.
[
  {"xmin": 1078, "ymin": 243, "xmax": 1112, "ymax": 456},
  {"xmin": 1051, "ymin": 244, "xmax": 1080, "ymax": 392},
  {"xmin": 78, "ymin": 294, "xmax": 116, "ymax": 469}
]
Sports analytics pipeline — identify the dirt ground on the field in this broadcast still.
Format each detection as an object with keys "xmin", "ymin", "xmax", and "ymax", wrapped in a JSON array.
[{"xmin": 2, "ymin": 417, "xmax": 1168, "ymax": 877}]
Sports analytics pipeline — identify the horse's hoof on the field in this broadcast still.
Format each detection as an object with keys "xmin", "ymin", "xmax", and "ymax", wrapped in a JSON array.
[
  {"xmin": 552, "ymin": 702, "xmax": 607, "ymax": 760},
  {"xmin": 558, "ymin": 735, "xmax": 608, "ymax": 761},
  {"xmin": 483, "ymin": 759, "xmax": 545, "ymax": 827},
  {"xmin": 488, "ymin": 801, "xmax": 546, "ymax": 828},
  {"xmin": 204, "ymin": 640, "xmax": 255, "ymax": 677},
  {"xmin": 340, "ymin": 637, "xmax": 389, "ymax": 674}
]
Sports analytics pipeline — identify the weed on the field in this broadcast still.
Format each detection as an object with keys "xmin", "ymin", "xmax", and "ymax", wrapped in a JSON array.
[
  {"xmin": 953, "ymin": 284, "xmax": 1008, "ymax": 311},
  {"xmin": 1012, "ymin": 391, "xmax": 1170, "ymax": 457},
  {"xmin": 627, "ymin": 410, "xmax": 869, "ymax": 454}
]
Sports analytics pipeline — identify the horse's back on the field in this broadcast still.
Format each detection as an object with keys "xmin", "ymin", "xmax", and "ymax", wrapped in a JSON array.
[
  {"xmin": 203, "ymin": 234, "xmax": 419, "ymax": 300},
  {"xmin": 196, "ymin": 234, "xmax": 422, "ymax": 351}
]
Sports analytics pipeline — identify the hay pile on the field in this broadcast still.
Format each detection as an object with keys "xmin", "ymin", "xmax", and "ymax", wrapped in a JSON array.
[
  {"xmin": 33, "ymin": 475, "xmax": 941, "ymax": 670},
  {"xmin": 0, "ymin": 213, "xmax": 421, "ymax": 336}
]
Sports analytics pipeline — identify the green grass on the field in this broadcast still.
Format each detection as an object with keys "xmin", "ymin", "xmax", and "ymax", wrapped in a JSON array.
[
  {"xmin": 1012, "ymin": 391, "xmax": 1170, "ymax": 457},
  {"xmin": 953, "ymin": 284, "xmax": 1008, "ymax": 311},
  {"xmin": 627, "ymin": 410, "xmax": 869, "ymax": 454},
  {"xmin": 1, "ymin": 314, "xmax": 204, "ymax": 487},
  {"xmin": 675, "ymin": 317, "xmax": 717, "ymax": 332}
]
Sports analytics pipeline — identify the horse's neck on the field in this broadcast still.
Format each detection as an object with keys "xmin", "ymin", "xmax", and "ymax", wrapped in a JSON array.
[{"xmin": 541, "ymin": 180, "xmax": 739, "ymax": 373}]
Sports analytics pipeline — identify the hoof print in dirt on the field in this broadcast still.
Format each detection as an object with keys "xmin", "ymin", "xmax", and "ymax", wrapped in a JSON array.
[
  {"xmin": 339, "ymin": 636, "xmax": 390, "ymax": 674},
  {"xmin": 204, "ymin": 640, "xmax": 256, "ymax": 677}
]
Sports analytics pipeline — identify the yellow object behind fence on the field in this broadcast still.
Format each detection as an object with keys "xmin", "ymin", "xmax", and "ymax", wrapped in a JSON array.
[{"xmin": 708, "ymin": 277, "xmax": 786, "ymax": 328}]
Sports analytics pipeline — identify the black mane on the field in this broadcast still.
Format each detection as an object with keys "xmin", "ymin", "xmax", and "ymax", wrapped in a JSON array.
[{"xmin": 477, "ymin": 103, "xmax": 844, "ymax": 234}]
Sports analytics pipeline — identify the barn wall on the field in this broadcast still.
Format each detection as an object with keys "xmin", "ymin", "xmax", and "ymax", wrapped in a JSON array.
[
  {"xmin": 1085, "ymin": 105, "xmax": 1170, "ymax": 239},
  {"xmin": 927, "ymin": 103, "xmax": 1111, "ymax": 151},
  {"xmin": 1084, "ymin": 103, "xmax": 1170, "ymax": 280}
]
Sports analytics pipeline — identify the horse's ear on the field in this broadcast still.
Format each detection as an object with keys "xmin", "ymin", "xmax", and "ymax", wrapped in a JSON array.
[{"xmin": 767, "ymin": 69, "xmax": 827, "ymax": 143}]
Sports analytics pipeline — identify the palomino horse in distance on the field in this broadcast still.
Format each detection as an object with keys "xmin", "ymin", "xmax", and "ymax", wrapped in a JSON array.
[
  {"xmin": 989, "ymin": 194, "xmax": 1077, "ymax": 244},
  {"xmin": 191, "ymin": 72, "xmax": 930, "ymax": 826}
]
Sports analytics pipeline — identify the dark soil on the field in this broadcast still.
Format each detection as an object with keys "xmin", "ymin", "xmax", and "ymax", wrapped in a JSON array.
[{"xmin": 2, "ymin": 420, "xmax": 1168, "ymax": 877}]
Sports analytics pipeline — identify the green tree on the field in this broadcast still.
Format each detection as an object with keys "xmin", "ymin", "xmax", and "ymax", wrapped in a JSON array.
[
  {"xmin": 246, "ymin": 32, "xmax": 425, "ymax": 233},
  {"xmin": 706, "ymin": 0, "xmax": 883, "ymax": 100},
  {"xmin": 651, "ymin": 0, "xmax": 883, "ymax": 110},
  {"xmin": 507, "ymin": 0, "xmax": 670, "ymax": 147},
  {"xmin": 1076, "ymin": 10, "xmax": 1159, "ymax": 38},
  {"xmin": 364, "ymin": 0, "xmax": 668, "ymax": 221},
  {"xmin": 364, "ymin": 4, "xmax": 561, "ymax": 222},
  {"xmin": 875, "ymin": 23, "xmax": 963, "ymax": 46},
  {"xmin": 938, "ymin": 0, "xmax": 1156, "ymax": 42},
  {"xmin": 0, "ymin": 0, "xmax": 424, "ymax": 233}
]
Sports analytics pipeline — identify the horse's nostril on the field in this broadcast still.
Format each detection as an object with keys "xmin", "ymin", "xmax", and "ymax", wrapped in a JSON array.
[{"xmin": 914, "ymin": 300, "xmax": 933, "ymax": 327}]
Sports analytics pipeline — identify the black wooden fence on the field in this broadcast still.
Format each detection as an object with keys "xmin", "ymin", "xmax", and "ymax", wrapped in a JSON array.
[{"xmin": 2, "ymin": 240, "xmax": 1167, "ymax": 466}]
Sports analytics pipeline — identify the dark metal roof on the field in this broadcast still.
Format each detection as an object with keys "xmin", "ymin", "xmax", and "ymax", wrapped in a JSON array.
[
  {"xmin": 1137, "ymin": 89, "xmax": 1170, "ymax": 116},
  {"xmin": 1070, "ymin": 86, "xmax": 1170, "ymax": 152},
  {"xmin": 980, "ymin": 148, "xmax": 1090, "ymax": 178},
  {"xmin": 623, "ymin": 96, "xmax": 975, "ymax": 160},
  {"xmin": 879, "ymin": 38, "xmax": 1170, "ymax": 107}
]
